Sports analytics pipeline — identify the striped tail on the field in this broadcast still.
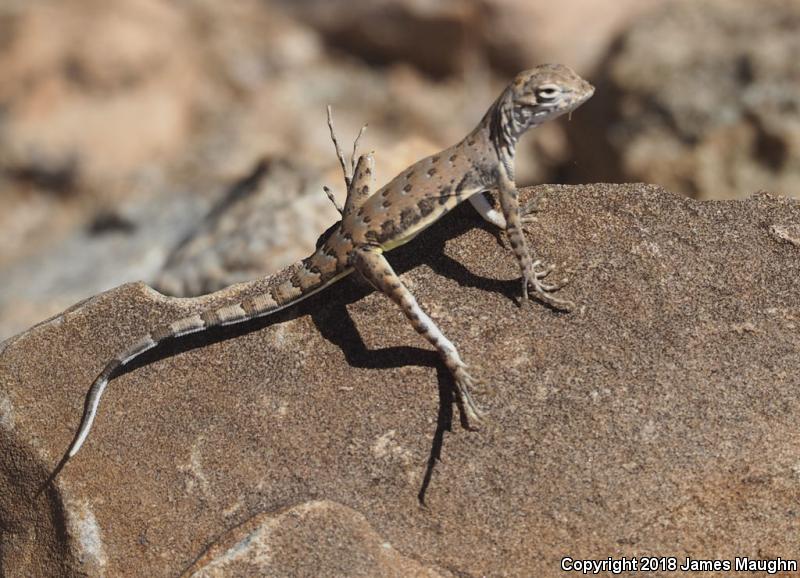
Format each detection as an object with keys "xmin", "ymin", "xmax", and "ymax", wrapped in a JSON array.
[{"xmin": 66, "ymin": 254, "xmax": 348, "ymax": 459}]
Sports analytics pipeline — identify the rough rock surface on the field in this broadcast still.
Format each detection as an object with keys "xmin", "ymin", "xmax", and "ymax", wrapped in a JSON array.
[
  {"xmin": 2, "ymin": 184, "xmax": 799, "ymax": 576},
  {"xmin": 569, "ymin": 0, "xmax": 800, "ymax": 200}
]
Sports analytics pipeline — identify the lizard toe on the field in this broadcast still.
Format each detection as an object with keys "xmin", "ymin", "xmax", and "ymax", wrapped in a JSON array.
[{"xmin": 452, "ymin": 367, "xmax": 486, "ymax": 429}]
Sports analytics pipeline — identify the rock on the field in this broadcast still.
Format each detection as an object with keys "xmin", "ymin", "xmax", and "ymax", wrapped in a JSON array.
[
  {"xmin": 281, "ymin": 0, "xmax": 669, "ymax": 77},
  {"xmin": 0, "ymin": 185, "xmax": 210, "ymax": 341},
  {"xmin": 155, "ymin": 138, "xmax": 442, "ymax": 298},
  {"xmin": 184, "ymin": 500, "xmax": 442, "ymax": 577},
  {"xmin": 477, "ymin": 0, "xmax": 669, "ymax": 75},
  {"xmin": 2, "ymin": 184, "xmax": 799, "ymax": 576},
  {"xmin": 0, "ymin": 0, "xmax": 198, "ymax": 189},
  {"xmin": 278, "ymin": 0, "xmax": 484, "ymax": 78},
  {"xmin": 568, "ymin": 0, "xmax": 800, "ymax": 199},
  {"xmin": 153, "ymin": 158, "xmax": 341, "ymax": 297}
]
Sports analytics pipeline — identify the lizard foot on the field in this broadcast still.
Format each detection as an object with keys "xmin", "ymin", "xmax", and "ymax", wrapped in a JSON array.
[
  {"xmin": 520, "ymin": 193, "xmax": 545, "ymax": 224},
  {"xmin": 521, "ymin": 267, "xmax": 575, "ymax": 312},
  {"xmin": 451, "ymin": 364, "xmax": 485, "ymax": 430}
]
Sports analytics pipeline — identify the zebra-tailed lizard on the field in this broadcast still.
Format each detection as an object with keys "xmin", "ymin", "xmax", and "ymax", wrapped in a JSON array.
[{"xmin": 65, "ymin": 64, "xmax": 594, "ymax": 460}]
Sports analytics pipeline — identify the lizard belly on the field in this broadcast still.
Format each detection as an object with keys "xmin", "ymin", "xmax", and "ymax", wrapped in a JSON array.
[{"xmin": 380, "ymin": 211, "xmax": 440, "ymax": 251}]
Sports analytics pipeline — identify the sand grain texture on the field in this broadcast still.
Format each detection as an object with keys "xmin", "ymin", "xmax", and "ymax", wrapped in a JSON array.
[{"xmin": 2, "ymin": 184, "xmax": 799, "ymax": 577}]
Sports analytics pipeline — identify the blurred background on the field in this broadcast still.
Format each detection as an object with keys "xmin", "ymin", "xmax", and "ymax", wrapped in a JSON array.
[{"xmin": 1, "ymin": 0, "xmax": 799, "ymax": 340}]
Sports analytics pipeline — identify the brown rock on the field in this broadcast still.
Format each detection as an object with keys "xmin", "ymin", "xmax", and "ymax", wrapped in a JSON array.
[
  {"xmin": 279, "ymin": 0, "xmax": 484, "ymax": 77},
  {"xmin": 477, "ymin": 0, "xmax": 669, "ymax": 75},
  {"xmin": 0, "ymin": 0, "xmax": 197, "ymax": 187},
  {"xmin": 569, "ymin": 0, "xmax": 800, "ymax": 199},
  {"xmin": 3, "ymin": 184, "xmax": 800, "ymax": 576},
  {"xmin": 282, "ymin": 0, "xmax": 670, "ymax": 77},
  {"xmin": 184, "ymin": 500, "xmax": 442, "ymax": 577}
]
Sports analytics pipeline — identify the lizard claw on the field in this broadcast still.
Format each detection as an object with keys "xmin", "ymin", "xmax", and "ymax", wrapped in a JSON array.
[
  {"xmin": 531, "ymin": 260, "xmax": 555, "ymax": 279},
  {"xmin": 451, "ymin": 365, "xmax": 485, "ymax": 430},
  {"xmin": 520, "ymin": 194, "xmax": 545, "ymax": 218},
  {"xmin": 523, "ymin": 267, "xmax": 575, "ymax": 311}
]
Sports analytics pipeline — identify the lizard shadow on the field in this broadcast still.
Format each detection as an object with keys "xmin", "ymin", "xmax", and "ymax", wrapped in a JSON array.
[
  {"xmin": 308, "ymin": 204, "xmax": 517, "ymax": 503},
  {"xmin": 45, "ymin": 206, "xmax": 520, "ymax": 498},
  {"xmin": 407, "ymin": 204, "xmax": 521, "ymax": 305},
  {"xmin": 308, "ymin": 285, "xmax": 459, "ymax": 505}
]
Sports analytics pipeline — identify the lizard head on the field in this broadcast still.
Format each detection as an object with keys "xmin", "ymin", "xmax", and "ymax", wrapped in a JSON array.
[{"xmin": 504, "ymin": 64, "xmax": 594, "ymax": 133}]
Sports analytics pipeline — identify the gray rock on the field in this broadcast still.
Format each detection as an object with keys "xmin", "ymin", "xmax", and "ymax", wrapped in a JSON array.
[{"xmin": 153, "ymin": 159, "xmax": 339, "ymax": 297}]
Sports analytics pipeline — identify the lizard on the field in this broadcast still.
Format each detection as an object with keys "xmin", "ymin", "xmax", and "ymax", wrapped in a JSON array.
[{"xmin": 64, "ymin": 63, "xmax": 594, "ymax": 460}]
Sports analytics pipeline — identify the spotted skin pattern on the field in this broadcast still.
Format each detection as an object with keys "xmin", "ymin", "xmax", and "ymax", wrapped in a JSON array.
[{"xmin": 66, "ymin": 64, "xmax": 594, "ymax": 460}]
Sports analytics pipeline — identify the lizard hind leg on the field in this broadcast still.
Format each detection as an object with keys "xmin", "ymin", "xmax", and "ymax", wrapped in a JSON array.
[
  {"xmin": 324, "ymin": 152, "xmax": 374, "ymax": 217},
  {"xmin": 350, "ymin": 245, "xmax": 484, "ymax": 429},
  {"xmin": 342, "ymin": 153, "xmax": 375, "ymax": 216}
]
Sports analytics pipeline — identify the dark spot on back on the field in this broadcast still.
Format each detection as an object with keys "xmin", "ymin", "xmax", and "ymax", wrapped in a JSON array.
[
  {"xmin": 403, "ymin": 183, "xmax": 413, "ymax": 193},
  {"xmin": 431, "ymin": 155, "xmax": 440, "ymax": 163},
  {"xmin": 455, "ymin": 173, "xmax": 471, "ymax": 193},
  {"xmin": 406, "ymin": 171, "xmax": 414, "ymax": 179},
  {"xmin": 427, "ymin": 167, "xmax": 437, "ymax": 177},
  {"xmin": 379, "ymin": 219, "xmax": 399, "ymax": 242},
  {"xmin": 320, "ymin": 243, "xmax": 337, "ymax": 259},
  {"xmin": 438, "ymin": 186, "xmax": 452, "ymax": 204},
  {"xmin": 418, "ymin": 198, "xmax": 435, "ymax": 217},
  {"xmin": 315, "ymin": 221, "xmax": 339, "ymax": 249},
  {"xmin": 360, "ymin": 185, "xmax": 369, "ymax": 195},
  {"xmin": 467, "ymin": 137, "xmax": 475, "ymax": 146},
  {"xmin": 302, "ymin": 258, "xmax": 322, "ymax": 276},
  {"xmin": 382, "ymin": 199, "xmax": 392, "ymax": 208},
  {"xmin": 400, "ymin": 207, "xmax": 419, "ymax": 228},
  {"xmin": 449, "ymin": 154, "xmax": 457, "ymax": 163}
]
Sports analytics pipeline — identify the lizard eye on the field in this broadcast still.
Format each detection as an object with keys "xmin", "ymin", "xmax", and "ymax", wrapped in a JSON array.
[{"xmin": 536, "ymin": 85, "xmax": 560, "ymax": 102}]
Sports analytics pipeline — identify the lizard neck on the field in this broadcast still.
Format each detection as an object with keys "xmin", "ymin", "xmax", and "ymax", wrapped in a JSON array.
[{"xmin": 468, "ymin": 88, "xmax": 520, "ymax": 181}]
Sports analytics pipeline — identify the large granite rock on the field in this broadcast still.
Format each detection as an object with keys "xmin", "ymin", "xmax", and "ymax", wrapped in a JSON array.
[{"xmin": 2, "ymin": 184, "xmax": 799, "ymax": 576}]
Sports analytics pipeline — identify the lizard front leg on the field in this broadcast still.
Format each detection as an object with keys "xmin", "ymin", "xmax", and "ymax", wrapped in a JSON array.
[
  {"xmin": 496, "ymin": 177, "xmax": 575, "ymax": 311},
  {"xmin": 350, "ymin": 245, "xmax": 484, "ymax": 428},
  {"xmin": 469, "ymin": 190, "xmax": 543, "ymax": 230}
]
